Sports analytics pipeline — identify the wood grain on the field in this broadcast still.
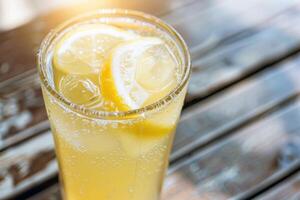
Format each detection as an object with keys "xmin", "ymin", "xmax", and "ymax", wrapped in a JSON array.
[
  {"xmin": 0, "ymin": 132, "xmax": 56, "ymax": 200},
  {"xmin": 254, "ymin": 172, "xmax": 300, "ymax": 200},
  {"xmin": 164, "ymin": 0, "xmax": 297, "ymax": 52},
  {"xmin": 0, "ymin": 75, "xmax": 49, "ymax": 150},
  {"xmin": 162, "ymin": 99, "xmax": 300, "ymax": 200},
  {"xmin": 172, "ymin": 55, "xmax": 300, "ymax": 160},
  {"xmin": 187, "ymin": 5, "xmax": 300, "ymax": 101}
]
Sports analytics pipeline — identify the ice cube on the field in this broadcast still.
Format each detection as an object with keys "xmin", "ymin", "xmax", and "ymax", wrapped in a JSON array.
[
  {"xmin": 58, "ymin": 75, "xmax": 101, "ymax": 106},
  {"xmin": 135, "ymin": 44, "xmax": 177, "ymax": 92}
]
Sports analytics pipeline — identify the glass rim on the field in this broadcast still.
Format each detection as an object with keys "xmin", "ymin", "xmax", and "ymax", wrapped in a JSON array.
[{"xmin": 37, "ymin": 8, "xmax": 191, "ymax": 120}]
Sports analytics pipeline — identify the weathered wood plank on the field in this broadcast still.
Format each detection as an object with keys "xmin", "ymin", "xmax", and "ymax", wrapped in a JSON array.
[
  {"xmin": 162, "ymin": 99, "xmax": 300, "ymax": 200},
  {"xmin": 173, "ymin": 54, "xmax": 300, "ymax": 160},
  {"xmin": 254, "ymin": 172, "xmax": 300, "ymax": 200},
  {"xmin": 0, "ymin": 132, "xmax": 56, "ymax": 200},
  {"xmin": 0, "ymin": 75, "xmax": 48, "ymax": 150},
  {"xmin": 164, "ymin": 0, "xmax": 297, "ymax": 51},
  {"xmin": 187, "ymin": 5, "xmax": 300, "ymax": 101}
]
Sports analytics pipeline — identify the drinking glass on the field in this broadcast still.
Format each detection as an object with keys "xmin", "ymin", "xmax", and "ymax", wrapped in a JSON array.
[{"xmin": 37, "ymin": 9, "xmax": 191, "ymax": 200}]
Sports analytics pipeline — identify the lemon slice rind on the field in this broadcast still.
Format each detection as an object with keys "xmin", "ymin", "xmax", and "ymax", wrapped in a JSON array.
[{"xmin": 106, "ymin": 37, "xmax": 164, "ymax": 110}]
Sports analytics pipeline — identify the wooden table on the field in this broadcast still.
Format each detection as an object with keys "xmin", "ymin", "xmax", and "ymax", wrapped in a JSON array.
[{"xmin": 1, "ymin": 0, "xmax": 300, "ymax": 199}]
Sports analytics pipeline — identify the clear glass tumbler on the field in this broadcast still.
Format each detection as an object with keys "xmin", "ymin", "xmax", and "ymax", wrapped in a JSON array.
[{"xmin": 38, "ymin": 9, "xmax": 191, "ymax": 200}]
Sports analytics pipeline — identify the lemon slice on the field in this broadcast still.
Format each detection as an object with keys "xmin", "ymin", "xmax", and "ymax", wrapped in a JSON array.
[
  {"xmin": 100, "ymin": 37, "xmax": 180, "ymax": 156},
  {"xmin": 53, "ymin": 23, "xmax": 137, "ymax": 75},
  {"xmin": 100, "ymin": 37, "xmax": 178, "ymax": 111},
  {"xmin": 53, "ymin": 23, "xmax": 138, "ymax": 108}
]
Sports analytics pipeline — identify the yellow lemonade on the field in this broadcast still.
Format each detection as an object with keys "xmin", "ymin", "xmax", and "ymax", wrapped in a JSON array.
[{"xmin": 38, "ymin": 10, "xmax": 190, "ymax": 200}]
